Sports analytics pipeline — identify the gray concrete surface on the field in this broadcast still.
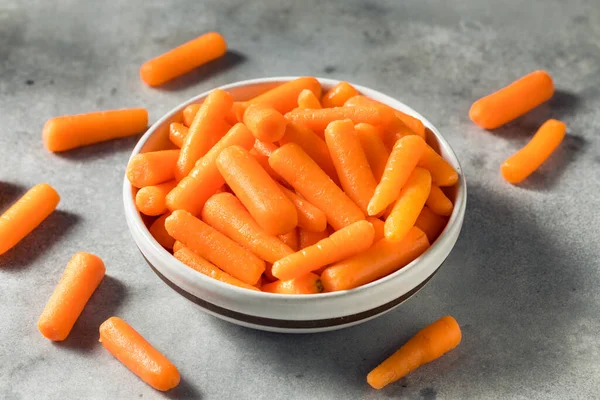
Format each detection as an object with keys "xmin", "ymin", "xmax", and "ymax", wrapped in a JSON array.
[{"xmin": 1, "ymin": 0, "xmax": 599, "ymax": 398}]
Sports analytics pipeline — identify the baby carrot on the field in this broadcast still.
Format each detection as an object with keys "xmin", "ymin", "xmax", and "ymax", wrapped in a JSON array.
[
  {"xmin": 321, "ymin": 227, "xmax": 429, "ymax": 291},
  {"xmin": 426, "ymin": 185, "xmax": 454, "ymax": 216},
  {"xmin": 253, "ymin": 139, "xmax": 279, "ymax": 156},
  {"xmin": 269, "ymin": 143, "xmax": 365, "ymax": 230},
  {"xmin": 149, "ymin": 214, "xmax": 175, "ymax": 250},
  {"xmin": 368, "ymin": 135, "xmax": 427, "ymax": 216},
  {"xmin": 243, "ymin": 104, "xmax": 287, "ymax": 142},
  {"xmin": 182, "ymin": 104, "xmax": 201, "ymax": 127},
  {"xmin": 325, "ymin": 120, "xmax": 378, "ymax": 214},
  {"xmin": 278, "ymin": 184, "xmax": 327, "ymax": 233},
  {"xmin": 366, "ymin": 217, "xmax": 385, "ymax": 242},
  {"xmin": 172, "ymin": 240, "xmax": 184, "ymax": 253},
  {"xmin": 140, "ymin": 32, "xmax": 227, "ymax": 86},
  {"xmin": 43, "ymin": 109, "xmax": 147, "ymax": 152},
  {"xmin": 355, "ymin": 123, "xmax": 390, "ymax": 181},
  {"xmin": 297, "ymin": 89, "xmax": 322, "ymax": 109},
  {"xmin": 166, "ymin": 123, "xmax": 256, "ymax": 215},
  {"xmin": 247, "ymin": 77, "xmax": 322, "ymax": 114},
  {"xmin": 278, "ymin": 229, "xmax": 299, "ymax": 252},
  {"xmin": 174, "ymin": 247, "xmax": 259, "ymax": 291},
  {"xmin": 165, "ymin": 210, "xmax": 265, "ymax": 284},
  {"xmin": 37, "ymin": 252, "xmax": 105, "ymax": 341},
  {"xmin": 501, "ymin": 119, "xmax": 566, "ymax": 184},
  {"xmin": 250, "ymin": 150, "xmax": 284, "ymax": 183},
  {"xmin": 418, "ymin": 145, "xmax": 459, "ymax": 187},
  {"xmin": 469, "ymin": 70, "xmax": 554, "ymax": 129},
  {"xmin": 367, "ymin": 316, "xmax": 461, "ymax": 389},
  {"xmin": 217, "ymin": 146, "xmax": 297, "ymax": 235},
  {"xmin": 262, "ymin": 273, "xmax": 323, "ymax": 295},
  {"xmin": 0, "ymin": 183, "xmax": 60, "ymax": 256},
  {"xmin": 321, "ymin": 82, "xmax": 359, "ymax": 108},
  {"xmin": 201, "ymin": 192, "xmax": 294, "ymax": 263},
  {"xmin": 299, "ymin": 228, "xmax": 329, "ymax": 249},
  {"xmin": 272, "ymin": 220, "xmax": 375, "ymax": 281},
  {"xmin": 183, "ymin": 102, "xmax": 244, "ymax": 127},
  {"xmin": 126, "ymin": 150, "xmax": 180, "ymax": 188},
  {"xmin": 285, "ymin": 106, "xmax": 385, "ymax": 132},
  {"xmin": 176, "ymin": 89, "xmax": 233, "ymax": 180},
  {"xmin": 99, "ymin": 317, "xmax": 180, "ymax": 391},
  {"xmin": 169, "ymin": 122, "xmax": 188, "ymax": 148},
  {"xmin": 385, "ymin": 168, "xmax": 431, "ymax": 242},
  {"xmin": 135, "ymin": 180, "xmax": 177, "ymax": 216},
  {"xmin": 415, "ymin": 206, "xmax": 448, "ymax": 243}
]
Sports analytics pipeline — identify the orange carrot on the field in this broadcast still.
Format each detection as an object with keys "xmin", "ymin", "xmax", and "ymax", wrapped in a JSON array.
[
  {"xmin": 172, "ymin": 240, "xmax": 184, "ymax": 253},
  {"xmin": 285, "ymin": 106, "xmax": 385, "ymax": 132},
  {"xmin": 166, "ymin": 123, "xmax": 255, "ymax": 215},
  {"xmin": 169, "ymin": 122, "xmax": 188, "ymax": 148},
  {"xmin": 175, "ymin": 247, "xmax": 259, "ymax": 291},
  {"xmin": 43, "ymin": 109, "xmax": 148, "ymax": 152},
  {"xmin": 367, "ymin": 316, "xmax": 461, "ymax": 389},
  {"xmin": 385, "ymin": 168, "xmax": 431, "ymax": 241},
  {"xmin": 321, "ymin": 82, "xmax": 359, "ymax": 108},
  {"xmin": 247, "ymin": 77, "xmax": 322, "ymax": 114},
  {"xmin": 37, "ymin": 252, "xmax": 105, "ymax": 341},
  {"xmin": 149, "ymin": 214, "xmax": 175, "ymax": 249},
  {"xmin": 0, "ymin": 183, "xmax": 60, "ymax": 256},
  {"xmin": 426, "ymin": 185, "xmax": 454, "ymax": 216},
  {"xmin": 418, "ymin": 145, "xmax": 459, "ymax": 187},
  {"xmin": 278, "ymin": 229, "xmax": 299, "ymax": 251},
  {"xmin": 243, "ymin": 104, "xmax": 287, "ymax": 142},
  {"xmin": 201, "ymin": 192, "xmax": 294, "ymax": 263},
  {"xmin": 269, "ymin": 143, "xmax": 365, "ymax": 230},
  {"xmin": 176, "ymin": 89, "xmax": 233, "ymax": 180},
  {"xmin": 469, "ymin": 70, "xmax": 554, "ymax": 129},
  {"xmin": 272, "ymin": 220, "xmax": 374, "ymax": 281},
  {"xmin": 217, "ymin": 146, "xmax": 297, "ymax": 235},
  {"xmin": 262, "ymin": 273, "xmax": 323, "ymax": 295},
  {"xmin": 126, "ymin": 150, "xmax": 180, "ymax": 188},
  {"xmin": 165, "ymin": 210, "xmax": 265, "ymax": 284},
  {"xmin": 253, "ymin": 139, "xmax": 279, "ymax": 156},
  {"xmin": 99, "ymin": 317, "xmax": 180, "ymax": 391},
  {"xmin": 367, "ymin": 217, "xmax": 385, "ymax": 242},
  {"xmin": 183, "ymin": 104, "xmax": 201, "ymax": 127},
  {"xmin": 184, "ymin": 102, "xmax": 245, "ymax": 127},
  {"xmin": 297, "ymin": 89, "xmax": 322, "ymax": 109},
  {"xmin": 368, "ymin": 135, "xmax": 427, "ymax": 216},
  {"xmin": 135, "ymin": 180, "xmax": 177, "ymax": 216},
  {"xmin": 325, "ymin": 120, "xmax": 378, "ymax": 214},
  {"xmin": 355, "ymin": 123, "xmax": 390, "ymax": 181},
  {"xmin": 501, "ymin": 119, "xmax": 566, "ymax": 184},
  {"xmin": 278, "ymin": 184, "xmax": 327, "ymax": 233},
  {"xmin": 249, "ymin": 150, "xmax": 284, "ymax": 183},
  {"xmin": 140, "ymin": 32, "xmax": 227, "ymax": 86},
  {"xmin": 321, "ymin": 227, "xmax": 429, "ymax": 291},
  {"xmin": 299, "ymin": 228, "xmax": 329, "ymax": 249},
  {"xmin": 415, "ymin": 206, "xmax": 448, "ymax": 243}
]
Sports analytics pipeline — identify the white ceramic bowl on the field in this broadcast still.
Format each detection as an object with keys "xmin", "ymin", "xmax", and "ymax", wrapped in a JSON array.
[{"xmin": 123, "ymin": 77, "xmax": 466, "ymax": 333}]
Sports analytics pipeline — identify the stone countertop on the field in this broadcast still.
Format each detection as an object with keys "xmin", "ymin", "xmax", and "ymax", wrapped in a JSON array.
[{"xmin": 1, "ymin": 0, "xmax": 599, "ymax": 399}]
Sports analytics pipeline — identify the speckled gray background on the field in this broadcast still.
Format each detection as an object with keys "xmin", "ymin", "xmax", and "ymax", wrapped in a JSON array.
[{"xmin": 1, "ymin": 0, "xmax": 599, "ymax": 399}]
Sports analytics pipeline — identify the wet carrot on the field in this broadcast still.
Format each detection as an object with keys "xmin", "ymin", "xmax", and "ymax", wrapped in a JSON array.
[
  {"xmin": 426, "ymin": 185, "xmax": 454, "ymax": 216},
  {"xmin": 367, "ymin": 316, "xmax": 461, "ymax": 389},
  {"xmin": 299, "ymin": 228, "xmax": 329, "ymax": 249},
  {"xmin": 37, "ymin": 252, "xmax": 105, "ymax": 341},
  {"xmin": 217, "ymin": 146, "xmax": 297, "ymax": 235},
  {"xmin": 278, "ymin": 184, "xmax": 327, "ymax": 233},
  {"xmin": 169, "ymin": 122, "xmax": 188, "ymax": 148},
  {"xmin": 321, "ymin": 82, "xmax": 359, "ymax": 108},
  {"xmin": 469, "ymin": 70, "xmax": 554, "ymax": 129},
  {"xmin": 418, "ymin": 145, "xmax": 459, "ymax": 187},
  {"xmin": 415, "ymin": 206, "xmax": 448, "ymax": 243},
  {"xmin": 43, "ymin": 109, "xmax": 148, "ymax": 152},
  {"xmin": 242, "ymin": 104, "xmax": 287, "ymax": 142},
  {"xmin": 135, "ymin": 180, "xmax": 177, "ymax": 216},
  {"xmin": 149, "ymin": 214, "xmax": 175, "ymax": 249},
  {"xmin": 175, "ymin": 247, "xmax": 259, "ymax": 291},
  {"xmin": 165, "ymin": 210, "xmax": 265, "ymax": 284},
  {"xmin": 278, "ymin": 229, "xmax": 299, "ymax": 252},
  {"xmin": 140, "ymin": 32, "xmax": 227, "ymax": 86},
  {"xmin": 368, "ymin": 135, "xmax": 427, "ymax": 216},
  {"xmin": 0, "ymin": 183, "xmax": 60, "ymax": 256},
  {"xmin": 126, "ymin": 150, "xmax": 180, "ymax": 188},
  {"xmin": 172, "ymin": 240, "xmax": 184, "ymax": 253},
  {"xmin": 269, "ymin": 143, "xmax": 365, "ymax": 230},
  {"xmin": 501, "ymin": 119, "xmax": 566, "ymax": 184},
  {"xmin": 297, "ymin": 89, "xmax": 322, "ymax": 109},
  {"xmin": 325, "ymin": 119, "xmax": 378, "ymax": 214},
  {"xmin": 166, "ymin": 123, "xmax": 255, "ymax": 215},
  {"xmin": 367, "ymin": 217, "xmax": 385, "ymax": 242},
  {"xmin": 355, "ymin": 123, "xmax": 390, "ymax": 181},
  {"xmin": 321, "ymin": 227, "xmax": 429, "ymax": 291},
  {"xmin": 247, "ymin": 77, "xmax": 322, "ymax": 114},
  {"xmin": 99, "ymin": 317, "xmax": 180, "ymax": 391},
  {"xmin": 262, "ymin": 273, "xmax": 323, "ymax": 295},
  {"xmin": 183, "ymin": 104, "xmax": 201, "ymax": 127},
  {"xmin": 285, "ymin": 106, "xmax": 385, "ymax": 132}
]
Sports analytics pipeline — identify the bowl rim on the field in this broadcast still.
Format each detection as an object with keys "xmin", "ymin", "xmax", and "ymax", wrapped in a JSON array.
[{"xmin": 123, "ymin": 76, "xmax": 467, "ymax": 301}]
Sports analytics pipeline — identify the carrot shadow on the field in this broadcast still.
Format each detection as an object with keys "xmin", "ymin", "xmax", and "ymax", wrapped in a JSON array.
[
  {"xmin": 161, "ymin": 378, "xmax": 203, "ymax": 400},
  {"xmin": 0, "ymin": 181, "xmax": 26, "ymax": 209},
  {"xmin": 52, "ymin": 134, "xmax": 142, "ymax": 162}
]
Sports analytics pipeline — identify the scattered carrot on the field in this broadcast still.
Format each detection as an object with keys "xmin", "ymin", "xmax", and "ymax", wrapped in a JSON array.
[
  {"xmin": 37, "ymin": 252, "xmax": 105, "ymax": 341},
  {"xmin": 285, "ymin": 106, "xmax": 385, "ymax": 132},
  {"xmin": 172, "ymin": 240, "xmax": 184, "ymax": 253},
  {"xmin": 299, "ymin": 228, "xmax": 329, "ymax": 249},
  {"xmin": 174, "ymin": 247, "xmax": 259, "ymax": 291},
  {"xmin": 278, "ymin": 184, "xmax": 327, "ymax": 233},
  {"xmin": 367, "ymin": 217, "xmax": 385, "ymax": 242},
  {"xmin": 368, "ymin": 135, "xmax": 427, "ymax": 216},
  {"xmin": 169, "ymin": 122, "xmax": 188, "ymax": 148},
  {"xmin": 182, "ymin": 104, "xmax": 201, "ymax": 127},
  {"xmin": 126, "ymin": 150, "xmax": 180, "ymax": 188},
  {"xmin": 415, "ymin": 206, "xmax": 448, "ymax": 243},
  {"xmin": 501, "ymin": 119, "xmax": 566, "ymax": 184},
  {"xmin": 367, "ymin": 316, "xmax": 461, "ymax": 389},
  {"xmin": 140, "ymin": 32, "xmax": 227, "ymax": 86},
  {"xmin": 469, "ymin": 70, "xmax": 554, "ymax": 129},
  {"xmin": 165, "ymin": 210, "xmax": 265, "ymax": 285},
  {"xmin": 426, "ymin": 185, "xmax": 454, "ymax": 216},
  {"xmin": 278, "ymin": 229, "xmax": 299, "ymax": 251},
  {"xmin": 272, "ymin": 220, "xmax": 375, "ymax": 281},
  {"xmin": 243, "ymin": 104, "xmax": 287, "ymax": 142},
  {"xmin": 418, "ymin": 144, "xmax": 459, "ymax": 187},
  {"xmin": 0, "ymin": 183, "xmax": 60, "ymax": 256},
  {"xmin": 43, "ymin": 109, "xmax": 148, "ymax": 152},
  {"xmin": 269, "ymin": 143, "xmax": 365, "ymax": 230},
  {"xmin": 321, "ymin": 82, "xmax": 359, "ymax": 108},
  {"xmin": 217, "ymin": 146, "xmax": 297, "ymax": 235},
  {"xmin": 325, "ymin": 119, "xmax": 378, "ymax": 214},
  {"xmin": 297, "ymin": 89, "xmax": 322, "ymax": 109},
  {"xmin": 321, "ymin": 227, "xmax": 429, "ymax": 291},
  {"xmin": 355, "ymin": 123, "xmax": 390, "ymax": 181},
  {"xmin": 149, "ymin": 214, "xmax": 175, "ymax": 249},
  {"xmin": 247, "ymin": 77, "xmax": 322, "ymax": 114},
  {"xmin": 99, "ymin": 317, "xmax": 180, "ymax": 391},
  {"xmin": 262, "ymin": 273, "xmax": 323, "ymax": 295},
  {"xmin": 135, "ymin": 180, "xmax": 177, "ymax": 216}
]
